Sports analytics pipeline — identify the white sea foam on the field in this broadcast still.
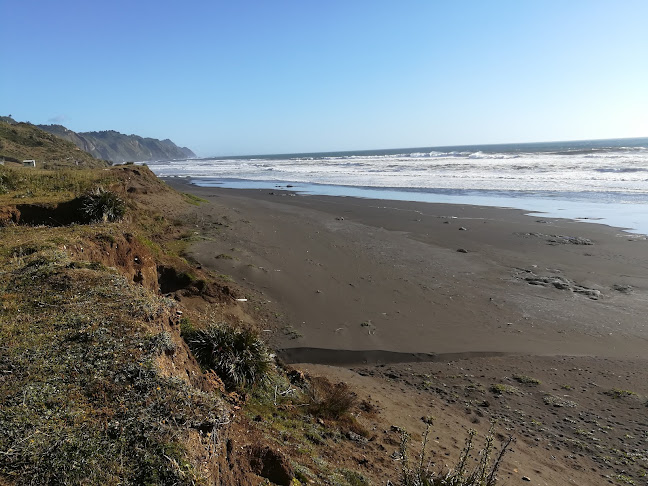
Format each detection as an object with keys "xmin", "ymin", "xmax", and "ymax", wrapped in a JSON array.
[
  {"xmin": 147, "ymin": 148, "xmax": 648, "ymax": 195},
  {"xmin": 144, "ymin": 142, "xmax": 648, "ymax": 233}
]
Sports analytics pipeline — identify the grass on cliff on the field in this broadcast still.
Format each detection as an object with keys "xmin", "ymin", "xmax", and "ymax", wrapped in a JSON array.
[
  {"xmin": 0, "ymin": 167, "xmax": 229, "ymax": 485},
  {"xmin": 0, "ymin": 243, "xmax": 227, "ymax": 485},
  {"xmin": 0, "ymin": 164, "xmax": 387, "ymax": 486},
  {"xmin": 240, "ymin": 367, "xmax": 369, "ymax": 485},
  {"xmin": 0, "ymin": 121, "xmax": 105, "ymax": 167},
  {"xmin": 0, "ymin": 164, "xmax": 113, "ymax": 203},
  {"xmin": 182, "ymin": 192, "xmax": 208, "ymax": 206},
  {"xmin": 185, "ymin": 323, "xmax": 272, "ymax": 390}
]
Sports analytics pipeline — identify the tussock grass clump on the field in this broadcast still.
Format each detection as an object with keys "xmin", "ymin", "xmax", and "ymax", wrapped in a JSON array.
[
  {"xmin": 489, "ymin": 384, "xmax": 520, "ymax": 395},
  {"xmin": 80, "ymin": 186, "xmax": 126, "ymax": 222},
  {"xmin": 512, "ymin": 374, "xmax": 541, "ymax": 386},
  {"xmin": 399, "ymin": 423, "xmax": 513, "ymax": 486},
  {"xmin": 187, "ymin": 324, "xmax": 271, "ymax": 390},
  {"xmin": 542, "ymin": 394, "xmax": 577, "ymax": 408},
  {"xmin": 604, "ymin": 389, "xmax": 636, "ymax": 399},
  {"xmin": 307, "ymin": 376, "xmax": 358, "ymax": 420}
]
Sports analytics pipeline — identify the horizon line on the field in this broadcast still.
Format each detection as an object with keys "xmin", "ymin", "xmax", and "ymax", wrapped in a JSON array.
[{"xmin": 200, "ymin": 135, "xmax": 648, "ymax": 160}]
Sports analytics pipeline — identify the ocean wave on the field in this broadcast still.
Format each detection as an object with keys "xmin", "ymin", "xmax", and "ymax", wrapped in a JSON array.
[
  {"xmin": 145, "ymin": 140, "xmax": 648, "ymax": 197},
  {"xmin": 594, "ymin": 168, "xmax": 648, "ymax": 173}
]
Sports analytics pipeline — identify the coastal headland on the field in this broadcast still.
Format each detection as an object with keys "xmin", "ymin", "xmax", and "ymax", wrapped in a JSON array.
[{"xmin": 168, "ymin": 178, "xmax": 648, "ymax": 485}]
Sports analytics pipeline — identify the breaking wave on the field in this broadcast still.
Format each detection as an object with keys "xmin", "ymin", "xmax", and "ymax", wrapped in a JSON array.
[{"xmin": 146, "ymin": 140, "xmax": 648, "ymax": 196}]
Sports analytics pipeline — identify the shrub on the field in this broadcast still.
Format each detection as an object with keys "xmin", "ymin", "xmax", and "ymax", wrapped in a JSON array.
[
  {"xmin": 489, "ymin": 384, "xmax": 520, "ymax": 395},
  {"xmin": 307, "ymin": 376, "xmax": 357, "ymax": 420},
  {"xmin": 341, "ymin": 468, "xmax": 369, "ymax": 486},
  {"xmin": 80, "ymin": 187, "xmax": 126, "ymax": 222},
  {"xmin": 399, "ymin": 424, "xmax": 513, "ymax": 486},
  {"xmin": 0, "ymin": 171, "xmax": 16, "ymax": 194},
  {"xmin": 604, "ymin": 389, "xmax": 636, "ymax": 399},
  {"xmin": 187, "ymin": 324, "xmax": 271, "ymax": 390},
  {"xmin": 512, "ymin": 375, "xmax": 540, "ymax": 386},
  {"xmin": 542, "ymin": 394, "xmax": 577, "ymax": 408}
]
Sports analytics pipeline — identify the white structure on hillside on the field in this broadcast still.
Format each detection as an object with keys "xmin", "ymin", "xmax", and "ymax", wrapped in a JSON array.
[{"xmin": 22, "ymin": 159, "xmax": 36, "ymax": 167}]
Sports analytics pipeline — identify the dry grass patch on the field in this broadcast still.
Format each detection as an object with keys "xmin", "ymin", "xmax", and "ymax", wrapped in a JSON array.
[
  {"xmin": 0, "ymin": 246, "xmax": 228, "ymax": 485},
  {"xmin": 306, "ymin": 376, "xmax": 358, "ymax": 420},
  {"xmin": 398, "ymin": 423, "xmax": 514, "ymax": 486}
]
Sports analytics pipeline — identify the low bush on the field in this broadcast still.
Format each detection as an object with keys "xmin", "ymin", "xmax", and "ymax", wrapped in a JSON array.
[
  {"xmin": 489, "ymin": 384, "xmax": 520, "ymax": 395},
  {"xmin": 399, "ymin": 424, "xmax": 513, "ymax": 486},
  {"xmin": 603, "ymin": 389, "xmax": 636, "ymax": 399},
  {"xmin": 80, "ymin": 187, "xmax": 126, "ymax": 222},
  {"xmin": 512, "ymin": 374, "xmax": 540, "ymax": 386},
  {"xmin": 307, "ymin": 376, "xmax": 358, "ymax": 420},
  {"xmin": 187, "ymin": 323, "xmax": 271, "ymax": 390}
]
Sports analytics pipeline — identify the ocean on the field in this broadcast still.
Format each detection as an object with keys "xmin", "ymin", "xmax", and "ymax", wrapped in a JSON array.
[{"xmin": 146, "ymin": 137, "xmax": 648, "ymax": 235}]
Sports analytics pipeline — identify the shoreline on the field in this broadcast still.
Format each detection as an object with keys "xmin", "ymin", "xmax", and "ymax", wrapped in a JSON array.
[
  {"xmin": 276, "ymin": 347, "xmax": 511, "ymax": 366},
  {"xmin": 166, "ymin": 178, "xmax": 648, "ymax": 360},
  {"xmin": 169, "ymin": 175, "xmax": 648, "ymax": 236}
]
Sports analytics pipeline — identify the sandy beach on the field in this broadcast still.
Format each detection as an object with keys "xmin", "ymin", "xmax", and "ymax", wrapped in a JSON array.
[
  {"xmin": 167, "ymin": 179, "xmax": 648, "ymax": 359},
  {"xmin": 166, "ymin": 178, "xmax": 648, "ymax": 484}
]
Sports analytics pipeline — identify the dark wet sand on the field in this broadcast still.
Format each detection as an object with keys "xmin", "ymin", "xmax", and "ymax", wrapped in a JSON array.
[{"xmin": 166, "ymin": 178, "xmax": 648, "ymax": 360}]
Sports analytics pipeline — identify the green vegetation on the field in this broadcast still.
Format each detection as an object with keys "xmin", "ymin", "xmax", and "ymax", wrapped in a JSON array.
[
  {"xmin": 0, "ymin": 154, "xmax": 517, "ymax": 485},
  {"xmin": 615, "ymin": 473, "xmax": 636, "ymax": 484},
  {"xmin": 0, "ymin": 244, "xmax": 226, "ymax": 485},
  {"xmin": 307, "ymin": 377, "xmax": 358, "ymax": 420},
  {"xmin": 0, "ymin": 120, "xmax": 106, "ymax": 167},
  {"xmin": 340, "ymin": 468, "xmax": 370, "ymax": 486},
  {"xmin": 0, "ymin": 165, "xmax": 111, "ymax": 201},
  {"xmin": 489, "ymin": 384, "xmax": 520, "ymax": 395},
  {"xmin": 36, "ymin": 124, "xmax": 196, "ymax": 164},
  {"xmin": 283, "ymin": 325, "xmax": 303, "ymax": 340},
  {"xmin": 137, "ymin": 235, "xmax": 163, "ymax": 257},
  {"xmin": 399, "ymin": 424, "xmax": 513, "ymax": 486},
  {"xmin": 0, "ymin": 164, "xmax": 232, "ymax": 484},
  {"xmin": 512, "ymin": 374, "xmax": 541, "ymax": 386},
  {"xmin": 543, "ymin": 394, "xmax": 578, "ymax": 408},
  {"xmin": 186, "ymin": 324, "xmax": 272, "ymax": 390},
  {"xmin": 157, "ymin": 231, "xmax": 204, "ymax": 260},
  {"xmin": 604, "ymin": 389, "xmax": 637, "ymax": 399},
  {"xmin": 182, "ymin": 192, "xmax": 208, "ymax": 205},
  {"xmin": 242, "ymin": 369, "xmax": 371, "ymax": 485},
  {"xmin": 80, "ymin": 187, "xmax": 127, "ymax": 222}
]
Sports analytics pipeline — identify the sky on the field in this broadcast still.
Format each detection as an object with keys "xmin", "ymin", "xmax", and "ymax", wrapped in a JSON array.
[{"xmin": 2, "ymin": 0, "xmax": 648, "ymax": 157}]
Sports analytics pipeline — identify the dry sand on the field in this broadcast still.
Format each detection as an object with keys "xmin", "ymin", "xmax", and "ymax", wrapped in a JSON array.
[{"xmin": 167, "ymin": 179, "xmax": 648, "ymax": 484}]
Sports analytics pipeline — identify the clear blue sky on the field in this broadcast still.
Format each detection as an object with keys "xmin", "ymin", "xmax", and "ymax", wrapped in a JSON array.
[{"xmin": 2, "ymin": 0, "xmax": 647, "ymax": 156}]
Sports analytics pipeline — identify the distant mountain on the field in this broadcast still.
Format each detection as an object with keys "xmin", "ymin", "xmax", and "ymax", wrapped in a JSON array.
[
  {"xmin": 37, "ymin": 124, "xmax": 196, "ymax": 164},
  {"xmin": 0, "ymin": 118, "xmax": 107, "ymax": 168}
]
